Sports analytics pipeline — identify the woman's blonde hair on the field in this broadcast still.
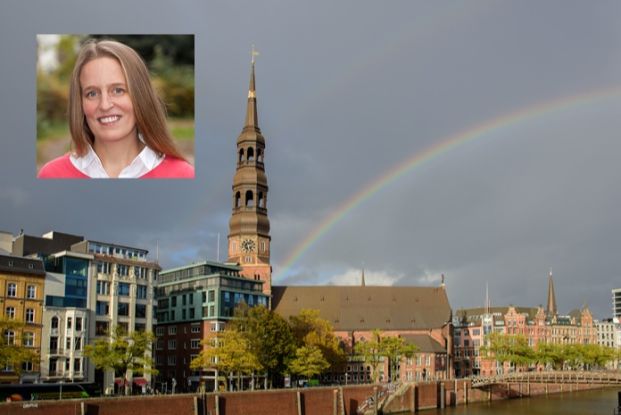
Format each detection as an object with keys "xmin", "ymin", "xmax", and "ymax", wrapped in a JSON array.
[{"xmin": 68, "ymin": 39, "xmax": 186, "ymax": 160}]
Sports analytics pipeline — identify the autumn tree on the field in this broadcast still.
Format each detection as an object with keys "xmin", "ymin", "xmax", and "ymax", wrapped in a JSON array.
[
  {"xmin": 190, "ymin": 327, "xmax": 261, "ymax": 391},
  {"xmin": 0, "ymin": 317, "xmax": 38, "ymax": 379},
  {"xmin": 289, "ymin": 309, "xmax": 346, "ymax": 373},
  {"xmin": 287, "ymin": 345, "xmax": 330, "ymax": 381},
  {"xmin": 84, "ymin": 326, "xmax": 156, "ymax": 395},
  {"xmin": 231, "ymin": 304, "xmax": 295, "ymax": 388}
]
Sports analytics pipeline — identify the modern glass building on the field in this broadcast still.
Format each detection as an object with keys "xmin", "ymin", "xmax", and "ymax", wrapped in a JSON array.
[{"xmin": 154, "ymin": 260, "xmax": 268, "ymax": 392}]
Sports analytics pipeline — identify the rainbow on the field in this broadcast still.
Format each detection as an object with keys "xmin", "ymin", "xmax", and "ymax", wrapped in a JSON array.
[{"xmin": 275, "ymin": 85, "xmax": 621, "ymax": 280}]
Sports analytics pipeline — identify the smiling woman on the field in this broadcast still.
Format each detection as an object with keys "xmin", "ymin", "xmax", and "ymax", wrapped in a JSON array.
[{"xmin": 37, "ymin": 38, "xmax": 194, "ymax": 179}]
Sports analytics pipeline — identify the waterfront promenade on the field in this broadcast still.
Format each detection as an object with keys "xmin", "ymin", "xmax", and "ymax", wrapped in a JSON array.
[{"xmin": 1, "ymin": 372, "xmax": 619, "ymax": 415}]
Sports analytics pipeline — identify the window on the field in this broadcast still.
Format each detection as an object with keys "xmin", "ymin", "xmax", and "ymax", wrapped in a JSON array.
[
  {"xmin": 96, "ymin": 281, "xmax": 110, "ymax": 295},
  {"xmin": 66, "ymin": 337, "xmax": 71, "ymax": 350},
  {"xmin": 95, "ymin": 321, "xmax": 109, "ymax": 336},
  {"xmin": 49, "ymin": 337, "xmax": 58, "ymax": 352},
  {"xmin": 182, "ymin": 295, "xmax": 186, "ymax": 306},
  {"xmin": 22, "ymin": 332, "xmax": 34, "ymax": 347},
  {"xmin": 171, "ymin": 296, "xmax": 177, "ymax": 307},
  {"xmin": 6, "ymin": 283, "xmax": 16, "ymax": 297},
  {"xmin": 168, "ymin": 326, "xmax": 177, "ymax": 335},
  {"xmin": 96, "ymin": 301, "xmax": 109, "ymax": 316},
  {"xmin": 134, "ymin": 266, "xmax": 147, "ymax": 279},
  {"xmin": 135, "ymin": 304, "xmax": 147, "ymax": 319},
  {"xmin": 74, "ymin": 358, "xmax": 81, "ymax": 372},
  {"xmin": 201, "ymin": 291, "xmax": 206, "ymax": 303},
  {"xmin": 189, "ymin": 308, "xmax": 195, "ymax": 319},
  {"xmin": 117, "ymin": 264, "xmax": 129, "ymax": 276},
  {"xmin": 5, "ymin": 307, "xmax": 15, "ymax": 319},
  {"xmin": 96, "ymin": 261, "xmax": 111, "ymax": 274},
  {"xmin": 191, "ymin": 339, "xmax": 200, "ymax": 349},
  {"xmin": 51, "ymin": 316, "xmax": 59, "ymax": 329},
  {"xmin": 118, "ymin": 302, "xmax": 129, "ymax": 316},
  {"xmin": 191, "ymin": 325, "xmax": 201, "ymax": 334},
  {"xmin": 168, "ymin": 339, "xmax": 176, "ymax": 350},
  {"xmin": 208, "ymin": 290, "xmax": 215, "ymax": 302},
  {"xmin": 136, "ymin": 285, "xmax": 148, "ymax": 299},
  {"xmin": 67, "ymin": 317, "xmax": 72, "ymax": 330},
  {"xmin": 26, "ymin": 285, "xmax": 36, "ymax": 299},
  {"xmin": 167, "ymin": 355, "xmax": 176, "ymax": 366},
  {"xmin": 22, "ymin": 361, "xmax": 33, "ymax": 372},
  {"xmin": 74, "ymin": 337, "xmax": 82, "ymax": 350},
  {"xmin": 156, "ymin": 327, "xmax": 164, "ymax": 336},
  {"xmin": 25, "ymin": 308, "xmax": 35, "ymax": 323},
  {"xmin": 118, "ymin": 283, "xmax": 130, "ymax": 296}
]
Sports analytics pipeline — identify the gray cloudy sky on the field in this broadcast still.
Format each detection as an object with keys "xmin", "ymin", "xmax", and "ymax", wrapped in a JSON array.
[{"xmin": 1, "ymin": 1, "xmax": 620, "ymax": 319}]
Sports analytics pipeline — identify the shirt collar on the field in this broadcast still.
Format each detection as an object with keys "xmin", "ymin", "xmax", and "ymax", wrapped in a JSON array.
[{"xmin": 69, "ymin": 144, "xmax": 164, "ymax": 178}]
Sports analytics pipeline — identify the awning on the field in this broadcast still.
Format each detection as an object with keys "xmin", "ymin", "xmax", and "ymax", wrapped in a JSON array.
[{"xmin": 133, "ymin": 377, "xmax": 148, "ymax": 386}]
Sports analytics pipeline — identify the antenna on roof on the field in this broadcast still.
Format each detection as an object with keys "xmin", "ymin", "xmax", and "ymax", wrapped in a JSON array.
[
  {"xmin": 217, "ymin": 233, "xmax": 220, "ymax": 262},
  {"xmin": 361, "ymin": 268, "xmax": 366, "ymax": 287},
  {"xmin": 441, "ymin": 274, "xmax": 445, "ymax": 287}
]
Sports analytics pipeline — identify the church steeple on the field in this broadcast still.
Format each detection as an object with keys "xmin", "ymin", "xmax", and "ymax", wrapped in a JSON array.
[
  {"xmin": 546, "ymin": 269, "xmax": 557, "ymax": 317},
  {"xmin": 228, "ymin": 49, "xmax": 272, "ymax": 296}
]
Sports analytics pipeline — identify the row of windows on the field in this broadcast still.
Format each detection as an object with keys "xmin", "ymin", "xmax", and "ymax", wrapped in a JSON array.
[
  {"xmin": 96, "ymin": 281, "xmax": 148, "ymax": 298},
  {"xmin": 156, "ymin": 338, "xmax": 202, "ymax": 351},
  {"xmin": 156, "ymin": 325, "xmax": 201, "ymax": 336},
  {"xmin": 88, "ymin": 243, "xmax": 147, "ymax": 259},
  {"xmin": 4, "ymin": 330, "xmax": 36, "ymax": 347},
  {"xmin": 4, "ymin": 283, "xmax": 38, "ymax": 299},
  {"xmin": 5, "ymin": 307, "xmax": 37, "ymax": 323},
  {"xmin": 47, "ymin": 357, "xmax": 83, "ymax": 375},
  {"xmin": 234, "ymin": 190, "xmax": 266, "ymax": 209},
  {"xmin": 50, "ymin": 316, "xmax": 84, "ymax": 332},
  {"xmin": 238, "ymin": 146, "xmax": 264, "ymax": 163}
]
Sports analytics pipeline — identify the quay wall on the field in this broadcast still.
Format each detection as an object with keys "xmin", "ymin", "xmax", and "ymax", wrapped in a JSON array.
[{"xmin": 0, "ymin": 381, "xmax": 608, "ymax": 415}]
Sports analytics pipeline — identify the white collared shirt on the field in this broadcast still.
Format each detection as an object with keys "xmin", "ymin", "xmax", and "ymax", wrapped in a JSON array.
[{"xmin": 70, "ymin": 145, "xmax": 164, "ymax": 178}]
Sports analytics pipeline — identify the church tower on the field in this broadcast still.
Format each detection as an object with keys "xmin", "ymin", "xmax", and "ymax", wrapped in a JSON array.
[
  {"xmin": 546, "ymin": 270, "xmax": 557, "ymax": 317},
  {"xmin": 227, "ymin": 53, "xmax": 272, "ymax": 296}
]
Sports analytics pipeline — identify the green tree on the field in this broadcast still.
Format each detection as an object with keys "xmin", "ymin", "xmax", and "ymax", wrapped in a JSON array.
[
  {"xmin": 354, "ymin": 330, "xmax": 384, "ymax": 383},
  {"xmin": 231, "ymin": 304, "xmax": 295, "ymax": 388},
  {"xmin": 84, "ymin": 326, "xmax": 156, "ymax": 395},
  {"xmin": 381, "ymin": 335, "xmax": 417, "ymax": 383},
  {"xmin": 287, "ymin": 345, "xmax": 330, "ymax": 381},
  {"xmin": 481, "ymin": 333, "xmax": 535, "ymax": 372},
  {"xmin": 190, "ymin": 328, "xmax": 261, "ymax": 391},
  {"xmin": 0, "ymin": 317, "xmax": 38, "ymax": 379},
  {"xmin": 535, "ymin": 342, "xmax": 565, "ymax": 370},
  {"xmin": 289, "ymin": 309, "xmax": 346, "ymax": 372}
]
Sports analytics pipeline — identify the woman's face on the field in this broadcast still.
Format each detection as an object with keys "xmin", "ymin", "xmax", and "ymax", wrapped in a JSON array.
[{"xmin": 80, "ymin": 57, "xmax": 137, "ymax": 146}]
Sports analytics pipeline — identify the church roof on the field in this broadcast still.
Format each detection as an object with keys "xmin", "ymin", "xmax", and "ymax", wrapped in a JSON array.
[
  {"xmin": 401, "ymin": 334, "xmax": 446, "ymax": 354},
  {"xmin": 271, "ymin": 285, "xmax": 451, "ymax": 331}
]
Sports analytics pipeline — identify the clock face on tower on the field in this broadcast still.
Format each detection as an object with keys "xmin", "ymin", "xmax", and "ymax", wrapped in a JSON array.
[{"xmin": 241, "ymin": 239, "xmax": 256, "ymax": 253}]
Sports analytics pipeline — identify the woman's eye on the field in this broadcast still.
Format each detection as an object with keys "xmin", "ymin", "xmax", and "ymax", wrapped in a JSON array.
[
  {"xmin": 84, "ymin": 90, "xmax": 98, "ymax": 99},
  {"xmin": 111, "ymin": 87, "xmax": 125, "ymax": 95}
]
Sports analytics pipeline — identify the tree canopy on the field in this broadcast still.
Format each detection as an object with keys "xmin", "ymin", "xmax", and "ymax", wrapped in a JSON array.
[
  {"xmin": 0, "ymin": 317, "xmax": 38, "ymax": 378},
  {"xmin": 84, "ymin": 326, "xmax": 156, "ymax": 395}
]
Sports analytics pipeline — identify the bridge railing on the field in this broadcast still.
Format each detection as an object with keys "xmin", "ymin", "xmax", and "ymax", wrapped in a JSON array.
[{"xmin": 470, "ymin": 370, "xmax": 621, "ymax": 388}]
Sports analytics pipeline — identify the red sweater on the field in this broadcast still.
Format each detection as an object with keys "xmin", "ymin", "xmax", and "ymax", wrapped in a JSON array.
[{"xmin": 37, "ymin": 154, "xmax": 194, "ymax": 179}]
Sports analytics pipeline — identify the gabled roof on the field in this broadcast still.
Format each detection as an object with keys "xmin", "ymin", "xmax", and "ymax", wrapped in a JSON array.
[
  {"xmin": 272, "ymin": 285, "xmax": 451, "ymax": 331},
  {"xmin": 401, "ymin": 334, "xmax": 446, "ymax": 354}
]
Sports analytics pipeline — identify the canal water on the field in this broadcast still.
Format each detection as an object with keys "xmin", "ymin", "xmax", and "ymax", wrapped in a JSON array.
[{"xmin": 418, "ymin": 388, "xmax": 619, "ymax": 415}]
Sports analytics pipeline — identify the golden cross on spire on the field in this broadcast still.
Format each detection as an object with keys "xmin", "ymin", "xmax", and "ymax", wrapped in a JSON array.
[{"xmin": 251, "ymin": 45, "xmax": 260, "ymax": 64}]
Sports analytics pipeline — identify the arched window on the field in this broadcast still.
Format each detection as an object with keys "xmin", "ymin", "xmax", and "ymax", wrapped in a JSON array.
[
  {"xmin": 258, "ymin": 192, "xmax": 264, "ymax": 208},
  {"xmin": 257, "ymin": 148, "xmax": 263, "ymax": 162},
  {"xmin": 245, "ymin": 190, "xmax": 254, "ymax": 207},
  {"xmin": 247, "ymin": 147, "xmax": 254, "ymax": 161},
  {"xmin": 238, "ymin": 149, "xmax": 244, "ymax": 162},
  {"xmin": 51, "ymin": 316, "xmax": 59, "ymax": 329},
  {"xmin": 235, "ymin": 192, "xmax": 241, "ymax": 208}
]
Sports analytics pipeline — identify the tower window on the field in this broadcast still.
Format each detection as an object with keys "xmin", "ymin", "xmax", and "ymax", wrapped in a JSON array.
[
  {"xmin": 258, "ymin": 192, "xmax": 264, "ymax": 208},
  {"xmin": 247, "ymin": 147, "xmax": 254, "ymax": 161},
  {"xmin": 245, "ymin": 190, "xmax": 254, "ymax": 207},
  {"xmin": 257, "ymin": 148, "xmax": 263, "ymax": 162},
  {"xmin": 235, "ymin": 191, "xmax": 241, "ymax": 208},
  {"xmin": 239, "ymin": 148, "xmax": 244, "ymax": 162}
]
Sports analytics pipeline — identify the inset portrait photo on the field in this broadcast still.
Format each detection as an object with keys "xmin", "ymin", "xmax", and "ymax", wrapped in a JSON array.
[{"xmin": 36, "ymin": 34, "xmax": 195, "ymax": 179}]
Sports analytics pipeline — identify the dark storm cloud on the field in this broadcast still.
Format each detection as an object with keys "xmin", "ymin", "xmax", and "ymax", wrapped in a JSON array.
[{"xmin": 1, "ymin": 1, "xmax": 620, "ymax": 319}]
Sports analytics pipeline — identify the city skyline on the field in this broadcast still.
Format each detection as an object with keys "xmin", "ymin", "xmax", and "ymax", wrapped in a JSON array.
[{"xmin": 1, "ymin": 1, "xmax": 620, "ymax": 319}]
